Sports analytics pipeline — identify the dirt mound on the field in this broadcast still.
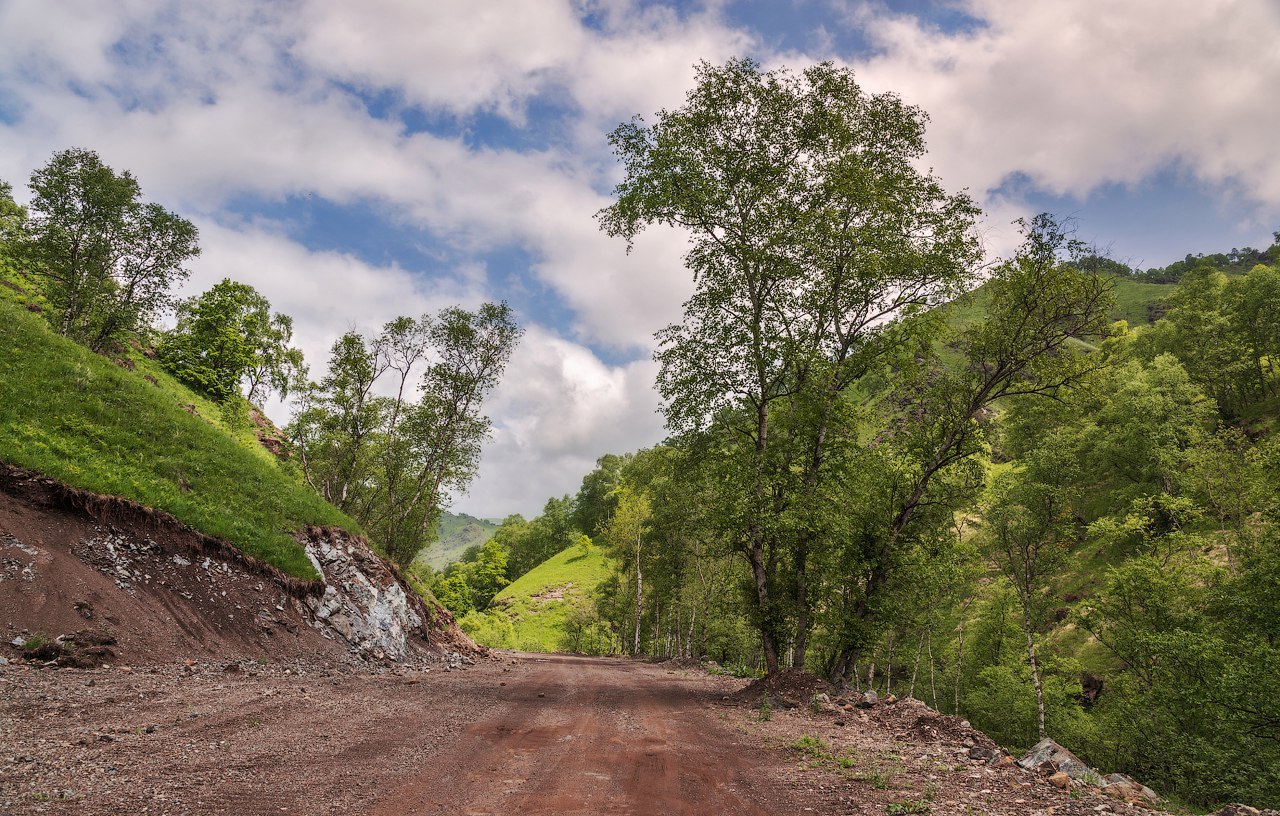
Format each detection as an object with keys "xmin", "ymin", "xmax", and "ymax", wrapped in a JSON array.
[
  {"xmin": 658, "ymin": 656, "xmax": 708, "ymax": 670},
  {"xmin": 730, "ymin": 668, "xmax": 829, "ymax": 708},
  {"xmin": 0, "ymin": 463, "xmax": 473, "ymax": 669},
  {"xmin": 877, "ymin": 696, "xmax": 1002, "ymax": 755}
]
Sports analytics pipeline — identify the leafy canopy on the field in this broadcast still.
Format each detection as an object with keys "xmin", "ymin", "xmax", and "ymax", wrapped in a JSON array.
[{"xmin": 19, "ymin": 148, "xmax": 199, "ymax": 352}]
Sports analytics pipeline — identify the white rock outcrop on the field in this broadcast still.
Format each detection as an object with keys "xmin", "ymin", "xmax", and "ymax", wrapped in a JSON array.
[{"xmin": 301, "ymin": 530, "xmax": 426, "ymax": 660}]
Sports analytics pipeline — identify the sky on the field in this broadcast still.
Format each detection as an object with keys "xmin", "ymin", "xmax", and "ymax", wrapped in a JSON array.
[{"xmin": 1, "ymin": 0, "xmax": 1278, "ymax": 518}]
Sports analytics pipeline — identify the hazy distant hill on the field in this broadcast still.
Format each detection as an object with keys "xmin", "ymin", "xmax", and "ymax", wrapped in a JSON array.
[{"xmin": 417, "ymin": 512, "xmax": 501, "ymax": 570}]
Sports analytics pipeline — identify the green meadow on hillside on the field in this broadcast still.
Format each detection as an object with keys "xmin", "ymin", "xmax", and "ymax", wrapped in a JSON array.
[
  {"xmin": 459, "ymin": 544, "xmax": 613, "ymax": 653},
  {"xmin": 414, "ymin": 512, "xmax": 501, "ymax": 570},
  {"xmin": 0, "ymin": 298, "xmax": 358, "ymax": 579}
]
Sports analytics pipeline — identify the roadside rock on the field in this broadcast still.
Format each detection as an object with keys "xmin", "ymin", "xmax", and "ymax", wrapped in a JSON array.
[
  {"xmin": 300, "ymin": 527, "xmax": 442, "ymax": 661},
  {"xmin": 1208, "ymin": 806, "xmax": 1280, "ymax": 816},
  {"xmin": 1103, "ymin": 773, "xmax": 1160, "ymax": 806},
  {"xmin": 1017, "ymin": 737, "xmax": 1105, "ymax": 786}
]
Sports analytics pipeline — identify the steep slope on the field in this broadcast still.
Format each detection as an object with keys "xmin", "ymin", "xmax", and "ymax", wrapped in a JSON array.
[
  {"xmin": 0, "ymin": 297, "xmax": 476, "ymax": 667},
  {"xmin": 0, "ymin": 299, "xmax": 350, "ymax": 579},
  {"xmin": 460, "ymin": 545, "xmax": 613, "ymax": 652},
  {"xmin": 416, "ymin": 512, "xmax": 501, "ymax": 570},
  {"xmin": 942, "ymin": 274, "xmax": 1174, "ymax": 332}
]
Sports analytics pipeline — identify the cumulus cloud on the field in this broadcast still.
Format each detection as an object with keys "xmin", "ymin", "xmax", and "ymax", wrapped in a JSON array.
[
  {"xmin": 3, "ymin": 0, "xmax": 1276, "ymax": 515},
  {"xmin": 186, "ymin": 221, "xmax": 482, "ymax": 359},
  {"xmin": 454, "ymin": 326, "xmax": 666, "ymax": 516},
  {"xmin": 846, "ymin": 0, "xmax": 1280, "ymax": 210},
  {"xmin": 294, "ymin": 0, "xmax": 587, "ymax": 120}
]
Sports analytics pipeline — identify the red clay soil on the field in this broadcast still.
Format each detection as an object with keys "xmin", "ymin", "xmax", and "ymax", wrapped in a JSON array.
[
  {"xmin": 0, "ymin": 486, "xmax": 351, "ymax": 666},
  {"xmin": 1, "ymin": 652, "xmax": 1175, "ymax": 816},
  {"xmin": 1, "ymin": 654, "xmax": 824, "ymax": 816},
  {"xmin": 0, "ymin": 464, "xmax": 472, "ymax": 667}
]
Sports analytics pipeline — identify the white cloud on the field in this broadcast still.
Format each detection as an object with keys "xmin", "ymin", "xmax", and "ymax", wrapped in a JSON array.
[
  {"xmin": 453, "ymin": 326, "xmax": 665, "ymax": 516},
  {"xmin": 185, "ymin": 221, "xmax": 482, "ymax": 363},
  {"xmin": 846, "ymin": 0, "xmax": 1280, "ymax": 210},
  {"xmin": 294, "ymin": 0, "xmax": 587, "ymax": 120},
  {"xmin": 4, "ymin": 0, "xmax": 1278, "ymax": 517}
]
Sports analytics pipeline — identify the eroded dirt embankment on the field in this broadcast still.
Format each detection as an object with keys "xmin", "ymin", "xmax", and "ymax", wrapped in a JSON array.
[{"xmin": 0, "ymin": 463, "xmax": 473, "ymax": 667}]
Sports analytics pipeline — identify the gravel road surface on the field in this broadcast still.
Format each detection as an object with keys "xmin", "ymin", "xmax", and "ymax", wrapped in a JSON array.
[{"xmin": 1, "ymin": 653, "xmax": 823, "ymax": 815}]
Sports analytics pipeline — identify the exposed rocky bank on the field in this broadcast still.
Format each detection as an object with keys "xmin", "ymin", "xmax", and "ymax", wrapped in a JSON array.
[{"xmin": 0, "ymin": 464, "xmax": 475, "ymax": 670}]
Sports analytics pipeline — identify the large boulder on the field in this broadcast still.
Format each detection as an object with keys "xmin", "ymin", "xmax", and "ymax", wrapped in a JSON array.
[{"xmin": 1016, "ymin": 738, "xmax": 1105, "ymax": 786}]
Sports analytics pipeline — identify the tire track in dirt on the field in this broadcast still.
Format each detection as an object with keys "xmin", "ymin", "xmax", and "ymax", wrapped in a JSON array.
[
  {"xmin": 369, "ymin": 654, "xmax": 808, "ymax": 816},
  {"xmin": 4, "ymin": 654, "xmax": 828, "ymax": 815}
]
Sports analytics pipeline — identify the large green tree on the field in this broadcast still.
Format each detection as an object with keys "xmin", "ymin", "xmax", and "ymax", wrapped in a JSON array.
[
  {"xmin": 599, "ymin": 58, "xmax": 981, "ymax": 674},
  {"xmin": 20, "ymin": 148, "xmax": 199, "ymax": 352},
  {"xmin": 159, "ymin": 278, "xmax": 305, "ymax": 403}
]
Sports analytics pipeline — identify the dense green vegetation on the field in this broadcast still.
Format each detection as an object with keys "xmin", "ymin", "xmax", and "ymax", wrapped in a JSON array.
[
  {"xmin": 457, "ymin": 543, "xmax": 613, "ymax": 653},
  {"xmin": 459, "ymin": 245, "xmax": 1279, "ymax": 809},
  {"xmin": 414, "ymin": 512, "xmax": 501, "ymax": 570},
  {"xmin": 10, "ymin": 148, "xmax": 200, "ymax": 353},
  {"xmin": 287, "ymin": 305, "xmax": 520, "ymax": 566},
  {"xmin": 1120, "ymin": 240, "xmax": 1280, "ymax": 283},
  {"xmin": 159, "ymin": 278, "xmax": 305, "ymax": 404},
  {"xmin": 433, "ymin": 60, "xmax": 1280, "ymax": 811}
]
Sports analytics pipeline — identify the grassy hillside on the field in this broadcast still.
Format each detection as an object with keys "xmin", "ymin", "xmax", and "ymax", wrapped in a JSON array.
[
  {"xmin": 0, "ymin": 298, "xmax": 358, "ymax": 579},
  {"xmin": 459, "ymin": 544, "xmax": 613, "ymax": 652},
  {"xmin": 943, "ymin": 274, "xmax": 1173, "ymax": 332},
  {"xmin": 1106, "ymin": 276, "xmax": 1175, "ymax": 326},
  {"xmin": 416, "ymin": 512, "xmax": 500, "ymax": 570}
]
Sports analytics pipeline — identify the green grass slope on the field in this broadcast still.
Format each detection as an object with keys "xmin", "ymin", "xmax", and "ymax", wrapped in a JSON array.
[
  {"xmin": 942, "ymin": 274, "xmax": 1173, "ymax": 332},
  {"xmin": 0, "ymin": 299, "xmax": 358, "ymax": 579},
  {"xmin": 415, "ymin": 512, "xmax": 500, "ymax": 570},
  {"xmin": 459, "ymin": 545, "xmax": 612, "ymax": 652},
  {"xmin": 1106, "ymin": 277, "xmax": 1175, "ymax": 326}
]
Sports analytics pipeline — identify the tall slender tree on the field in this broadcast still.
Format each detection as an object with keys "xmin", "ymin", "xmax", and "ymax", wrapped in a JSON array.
[{"xmin": 290, "ymin": 303, "xmax": 519, "ymax": 565}]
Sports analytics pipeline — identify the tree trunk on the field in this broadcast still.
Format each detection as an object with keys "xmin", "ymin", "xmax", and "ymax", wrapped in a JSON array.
[
  {"xmin": 792, "ymin": 539, "xmax": 809, "ymax": 669},
  {"xmin": 955, "ymin": 597, "xmax": 973, "ymax": 713},
  {"xmin": 909, "ymin": 629, "xmax": 925, "ymax": 699},
  {"xmin": 633, "ymin": 533, "xmax": 643, "ymax": 655},
  {"xmin": 687, "ymin": 604, "xmax": 697, "ymax": 659},
  {"xmin": 1025, "ymin": 616, "xmax": 1047, "ymax": 741},
  {"xmin": 927, "ymin": 628, "xmax": 938, "ymax": 709},
  {"xmin": 885, "ymin": 637, "xmax": 893, "ymax": 696},
  {"xmin": 748, "ymin": 537, "xmax": 781, "ymax": 675}
]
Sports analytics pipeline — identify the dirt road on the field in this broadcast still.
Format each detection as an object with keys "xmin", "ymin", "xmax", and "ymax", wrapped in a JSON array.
[
  {"xmin": 1, "ymin": 653, "xmax": 827, "ymax": 816},
  {"xmin": 2, "ymin": 651, "xmax": 1164, "ymax": 816},
  {"xmin": 369, "ymin": 653, "xmax": 818, "ymax": 815}
]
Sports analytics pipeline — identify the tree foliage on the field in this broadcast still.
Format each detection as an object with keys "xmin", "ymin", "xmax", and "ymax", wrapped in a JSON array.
[
  {"xmin": 599, "ymin": 57, "xmax": 982, "ymax": 674},
  {"xmin": 19, "ymin": 148, "xmax": 199, "ymax": 352},
  {"xmin": 158, "ymin": 278, "xmax": 305, "ymax": 403},
  {"xmin": 289, "ymin": 303, "xmax": 520, "ymax": 566}
]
